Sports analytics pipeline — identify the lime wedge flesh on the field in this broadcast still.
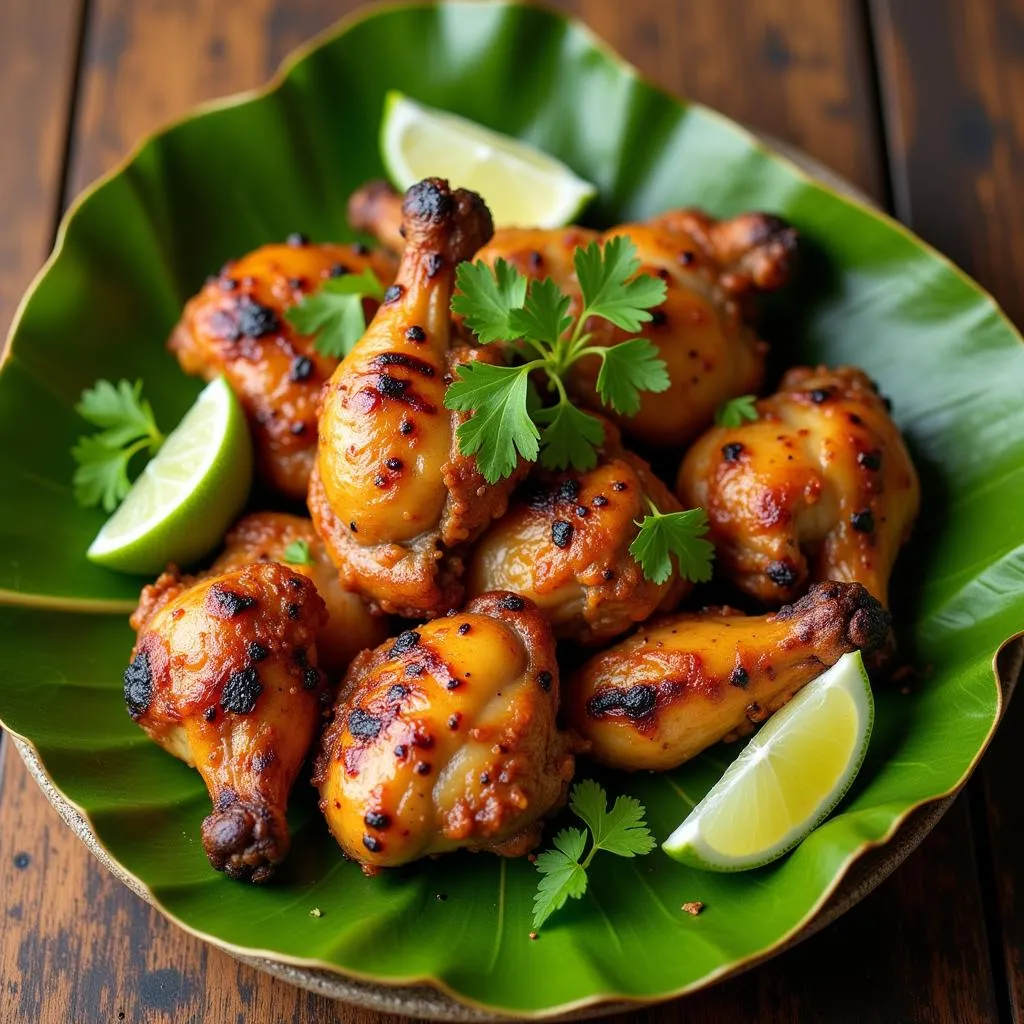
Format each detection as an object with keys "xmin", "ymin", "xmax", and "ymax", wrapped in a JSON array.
[
  {"xmin": 663, "ymin": 651, "xmax": 874, "ymax": 871},
  {"xmin": 87, "ymin": 376, "xmax": 253, "ymax": 575},
  {"xmin": 380, "ymin": 90, "xmax": 597, "ymax": 228}
]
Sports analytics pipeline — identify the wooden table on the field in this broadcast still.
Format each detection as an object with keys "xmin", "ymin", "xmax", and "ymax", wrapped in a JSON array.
[{"xmin": 1, "ymin": 1, "xmax": 1022, "ymax": 1021}]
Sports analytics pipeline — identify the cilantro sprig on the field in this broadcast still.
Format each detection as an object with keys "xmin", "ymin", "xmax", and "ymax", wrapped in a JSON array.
[
  {"xmin": 715, "ymin": 394, "xmax": 759, "ymax": 428},
  {"xmin": 71, "ymin": 379, "xmax": 164, "ymax": 511},
  {"xmin": 446, "ymin": 236, "xmax": 670, "ymax": 483},
  {"xmin": 533, "ymin": 780, "xmax": 656, "ymax": 931},
  {"xmin": 285, "ymin": 268, "xmax": 385, "ymax": 359},
  {"xmin": 628, "ymin": 504, "xmax": 715, "ymax": 586},
  {"xmin": 282, "ymin": 539, "xmax": 314, "ymax": 565}
]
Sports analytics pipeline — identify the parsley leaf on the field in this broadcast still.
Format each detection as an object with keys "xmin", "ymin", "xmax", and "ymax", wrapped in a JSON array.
[
  {"xmin": 629, "ymin": 506, "xmax": 716, "ymax": 585},
  {"xmin": 449, "ymin": 238, "xmax": 667, "ymax": 482},
  {"xmin": 715, "ymin": 394, "xmax": 759, "ymax": 428},
  {"xmin": 574, "ymin": 235, "xmax": 667, "ymax": 332},
  {"xmin": 595, "ymin": 337, "xmax": 671, "ymax": 416},
  {"xmin": 444, "ymin": 361, "xmax": 540, "ymax": 483},
  {"xmin": 282, "ymin": 539, "xmax": 314, "ymax": 565},
  {"xmin": 285, "ymin": 268, "xmax": 385, "ymax": 359},
  {"xmin": 451, "ymin": 259, "xmax": 527, "ymax": 343},
  {"xmin": 532, "ymin": 781, "xmax": 655, "ymax": 931},
  {"xmin": 71, "ymin": 379, "xmax": 164, "ymax": 512}
]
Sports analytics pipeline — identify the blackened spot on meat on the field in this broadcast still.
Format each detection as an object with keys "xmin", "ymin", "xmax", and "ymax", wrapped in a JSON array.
[
  {"xmin": 575, "ymin": 505, "xmax": 589, "ymax": 517},
  {"xmin": 350, "ymin": 521, "xmax": 358, "ymax": 533},
  {"xmin": 373, "ymin": 352, "xmax": 435, "ymax": 376},
  {"xmin": 363, "ymin": 834, "xmax": 382, "ymax": 852},
  {"xmin": 457, "ymin": 622, "xmax": 471, "ymax": 635},
  {"xmin": 405, "ymin": 325, "xmax": 426, "ymax": 342},
  {"xmin": 247, "ymin": 641, "xmax": 269, "ymax": 662},
  {"xmin": 236, "ymin": 297, "xmax": 280, "ymax": 338},
  {"xmin": 290, "ymin": 355, "xmax": 314, "ymax": 382},
  {"xmin": 389, "ymin": 630, "xmax": 421, "ymax": 656},
  {"xmin": 287, "ymin": 232, "xmax": 309, "ymax": 246},
  {"xmin": 587, "ymin": 688, "xmax": 625, "ymax": 716},
  {"xmin": 364, "ymin": 811, "xmax": 390, "ymax": 829},
  {"xmin": 730, "ymin": 666, "xmax": 749, "ymax": 688},
  {"xmin": 529, "ymin": 250, "xmax": 544, "ymax": 271},
  {"xmin": 124, "ymin": 652, "xmax": 153, "ymax": 717},
  {"xmin": 448, "ymin": 713, "xmax": 461, "ymax": 730},
  {"xmin": 416, "ymin": 762, "xmax": 431, "ymax": 775},
  {"xmin": 400, "ymin": 418, "xmax": 414, "ymax": 435},
  {"xmin": 374, "ymin": 474, "xmax": 387, "ymax": 488},
  {"xmin": 405, "ymin": 179, "xmax": 454, "ymax": 221},
  {"xmin": 722, "ymin": 442, "xmax": 744, "ymax": 462},
  {"xmin": 426, "ymin": 252, "xmax": 444, "ymax": 277},
  {"xmin": 446, "ymin": 678, "xmax": 461, "ymax": 690},
  {"xmin": 349, "ymin": 709, "xmax": 383, "ymax": 740},
  {"xmin": 612, "ymin": 481, "xmax": 628, "ymax": 492},
  {"xmin": 602, "ymin": 568, "xmax": 615, "ymax": 581},
  {"xmin": 851, "ymin": 510, "xmax": 875, "ymax": 533},
  {"xmin": 386, "ymin": 457, "xmax": 403, "ymax": 471},
  {"xmin": 287, "ymin": 603, "xmax": 300, "ymax": 619},
  {"xmin": 679, "ymin": 250, "xmax": 695, "ymax": 266},
  {"xmin": 537, "ymin": 671, "xmax": 553, "ymax": 692},
  {"xmin": 499, "ymin": 594, "xmax": 526, "ymax": 611},
  {"xmin": 384, "ymin": 284, "xmax": 403, "ymax": 304},
  {"xmin": 405, "ymin": 662, "xmax": 426, "ymax": 677},
  {"xmin": 848, "ymin": 413, "xmax": 863, "ymax": 426},
  {"xmin": 592, "ymin": 495, "xmax": 609, "ymax": 507},
  {"xmin": 766, "ymin": 560, "xmax": 798, "ymax": 587},
  {"xmin": 210, "ymin": 587, "xmax": 257, "ymax": 618},
  {"xmin": 809, "ymin": 388, "xmax": 831, "ymax": 404},
  {"xmin": 558, "ymin": 478, "xmax": 581, "ymax": 502},
  {"xmin": 858, "ymin": 450, "xmax": 882, "ymax": 471},
  {"xmin": 480, "ymin": 772, "xmax": 491, "ymax": 785},
  {"xmin": 329, "ymin": 263, "xmax": 349, "ymax": 277},
  {"xmin": 288, "ymin": 277, "xmax": 306, "ymax": 290},
  {"xmin": 387, "ymin": 684, "xmax": 407, "ymax": 702},
  {"xmin": 650, "ymin": 309, "xmax": 668, "ymax": 326},
  {"xmin": 551, "ymin": 520, "xmax": 574, "ymax": 548},
  {"xmin": 209, "ymin": 310, "xmax": 242, "ymax": 342},
  {"xmin": 623, "ymin": 685, "xmax": 657, "ymax": 718},
  {"xmin": 221, "ymin": 666, "xmax": 263, "ymax": 714},
  {"xmin": 294, "ymin": 645, "xmax": 308, "ymax": 667},
  {"xmin": 219, "ymin": 277, "xmax": 238, "ymax": 291},
  {"xmin": 203, "ymin": 706, "xmax": 217, "ymax": 722},
  {"xmin": 291, "ymin": 422, "xmax": 307, "ymax": 435},
  {"xmin": 377, "ymin": 373, "xmax": 410, "ymax": 399},
  {"xmin": 394, "ymin": 744, "xmax": 408, "ymax": 758},
  {"xmin": 252, "ymin": 750, "xmax": 276, "ymax": 774},
  {"xmin": 352, "ymin": 242, "xmax": 370, "ymax": 256},
  {"xmin": 303, "ymin": 667, "xmax": 320, "ymax": 691}
]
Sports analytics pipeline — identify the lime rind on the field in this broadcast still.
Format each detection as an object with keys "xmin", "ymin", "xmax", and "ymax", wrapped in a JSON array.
[
  {"xmin": 86, "ymin": 375, "xmax": 253, "ymax": 574},
  {"xmin": 380, "ymin": 90, "xmax": 597, "ymax": 228},
  {"xmin": 663, "ymin": 651, "xmax": 875, "ymax": 872}
]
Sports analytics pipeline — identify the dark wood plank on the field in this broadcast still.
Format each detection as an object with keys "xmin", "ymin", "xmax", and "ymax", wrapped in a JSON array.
[
  {"xmin": 872, "ymin": 2, "xmax": 1024, "ymax": 1019},
  {"xmin": 0, "ymin": 1, "xmax": 1001, "ymax": 1022},
  {"xmin": 0, "ymin": 0, "xmax": 84, "ymax": 338}
]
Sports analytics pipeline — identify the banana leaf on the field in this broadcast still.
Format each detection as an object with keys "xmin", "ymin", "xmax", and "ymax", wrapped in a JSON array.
[{"xmin": 0, "ymin": 1, "xmax": 1021, "ymax": 1016}]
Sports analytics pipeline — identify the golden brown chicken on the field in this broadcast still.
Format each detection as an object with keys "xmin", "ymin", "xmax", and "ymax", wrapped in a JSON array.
[
  {"xmin": 313, "ymin": 592, "xmax": 578, "ymax": 872},
  {"xmin": 310, "ymin": 178, "xmax": 526, "ymax": 618},
  {"xmin": 466, "ymin": 420, "xmax": 688, "ymax": 643},
  {"xmin": 568, "ymin": 581, "xmax": 889, "ymax": 771},
  {"xmin": 169, "ymin": 238, "xmax": 397, "ymax": 500},
  {"xmin": 677, "ymin": 366, "xmax": 920, "ymax": 608},
  {"xmin": 349, "ymin": 181, "xmax": 796, "ymax": 447},
  {"xmin": 126, "ymin": 562, "xmax": 329, "ymax": 881},
  {"xmin": 209, "ymin": 512, "xmax": 390, "ymax": 675}
]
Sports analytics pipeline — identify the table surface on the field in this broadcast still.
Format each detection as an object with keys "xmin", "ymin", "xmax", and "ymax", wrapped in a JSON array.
[{"xmin": 2, "ymin": 1, "xmax": 1023, "ymax": 1021}]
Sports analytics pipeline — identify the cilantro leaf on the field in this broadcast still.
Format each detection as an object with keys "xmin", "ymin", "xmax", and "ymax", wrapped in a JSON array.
[
  {"xmin": 451, "ymin": 258, "xmax": 527, "ymax": 344},
  {"xmin": 595, "ymin": 338, "xmax": 671, "ymax": 416},
  {"xmin": 282, "ymin": 539, "xmax": 314, "ymax": 565},
  {"xmin": 574, "ymin": 236, "xmax": 667, "ymax": 332},
  {"xmin": 715, "ymin": 394, "xmax": 759, "ymax": 428},
  {"xmin": 444, "ymin": 361, "xmax": 539, "ymax": 483},
  {"xmin": 532, "ymin": 781, "xmax": 654, "ymax": 931},
  {"xmin": 534, "ymin": 402, "xmax": 604, "ymax": 472},
  {"xmin": 285, "ymin": 268, "xmax": 384, "ymax": 359},
  {"xmin": 71, "ymin": 379, "xmax": 164, "ymax": 511},
  {"xmin": 507, "ymin": 277, "xmax": 573, "ymax": 348},
  {"xmin": 629, "ymin": 506, "xmax": 716, "ymax": 585}
]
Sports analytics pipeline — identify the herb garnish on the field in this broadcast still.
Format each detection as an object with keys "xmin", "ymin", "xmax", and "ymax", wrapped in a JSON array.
[
  {"xmin": 285, "ymin": 268, "xmax": 385, "ymax": 358},
  {"xmin": 532, "ymin": 780, "xmax": 656, "ymax": 931},
  {"xmin": 628, "ymin": 505, "xmax": 715, "ymax": 585},
  {"xmin": 282, "ymin": 539, "xmax": 314, "ymax": 565},
  {"xmin": 71, "ymin": 379, "xmax": 164, "ymax": 511},
  {"xmin": 715, "ymin": 394, "xmax": 759, "ymax": 428}
]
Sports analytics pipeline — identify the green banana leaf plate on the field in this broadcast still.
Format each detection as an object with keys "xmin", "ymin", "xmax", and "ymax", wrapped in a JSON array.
[{"xmin": 1, "ymin": 1, "xmax": 1023, "ymax": 1018}]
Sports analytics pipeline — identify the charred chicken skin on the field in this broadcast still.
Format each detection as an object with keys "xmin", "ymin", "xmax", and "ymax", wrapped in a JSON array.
[
  {"xmin": 677, "ymin": 366, "xmax": 920, "ymax": 608},
  {"xmin": 126, "ymin": 562, "xmax": 329, "ymax": 881},
  {"xmin": 311, "ymin": 178, "xmax": 525, "ymax": 618},
  {"xmin": 210, "ymin": 512, "xmax": 390, "ymax": 676},
  {"xmin": 466, "ymin": 420, "xmax": 689, "ymax": 644},
  {"xmin": 313, "ymin": 592, "xmax": 577, "ymax": 872},
  {"xmin": 349, "ymin": 181, "xmax": 796, "ymax": 446},
  {"xmin": 568, "ymin": 581, "xmax": 889, "ymax": 771},
  {"xmin": 169, "ymin": 238, "xmax": 397, "ymax": 500}
]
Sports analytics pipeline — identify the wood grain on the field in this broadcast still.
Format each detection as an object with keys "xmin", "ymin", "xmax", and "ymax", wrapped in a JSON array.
[
  {"xmin": 0, "ymin": 0, "xmax": 84, "ymax": 339},
  {"xmin": 0, "ymin": 0, "xmax": 1010, "ymax": 1021},
  {"xmin": 872, "ymin": 1, "xmax": 1024, "ymax": 1018}
]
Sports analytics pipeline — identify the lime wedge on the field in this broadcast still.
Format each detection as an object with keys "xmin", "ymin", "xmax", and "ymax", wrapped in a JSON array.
[
  {"xmin": 380, "ymin": 90, "xmax": 597, "ymax": 228},
  {"xmin": 87, "ymin": 376, "xmax": 253, "ymax": 574},
  {"xmin": 663, "ymin": 651, "xmax": 874, "ymax": 871}
]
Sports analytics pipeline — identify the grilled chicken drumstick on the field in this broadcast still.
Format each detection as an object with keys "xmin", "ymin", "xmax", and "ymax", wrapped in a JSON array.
[
  {"xmin": 126, "ymin": 562, "xmax": 329, "ymax": 881},
  {"xmin": 313, "ymin": 592, "xmax": 578, "ymax": 872},
  {"xmin": 310, "ymin": 178, "xmax": 525, "ymax": 618}
]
